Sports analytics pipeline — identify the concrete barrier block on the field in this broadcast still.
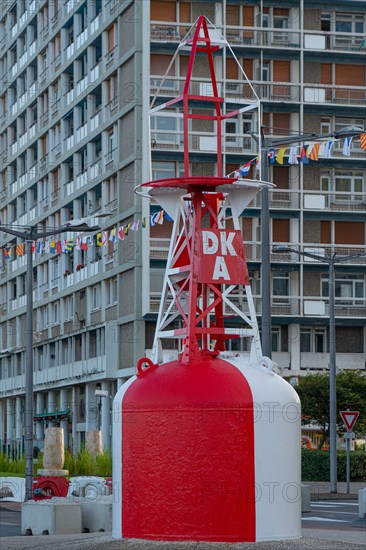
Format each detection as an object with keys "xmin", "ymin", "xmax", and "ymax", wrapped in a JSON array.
[
  {"xmin": 21, "ymin": 499, "xmax": 82, "ymax": 535},
  {"xmin": 301, "ymin": 483, "xmax": 311, "ymax": 512},
  {"xmin": 359, "ymin": 487, "xmax": 366, "ymax": 519},
  {"xmin": 81, "ymin": 496, "xmax": 112, "ymax": 533},
  {"xmin": 0, "ymin": 476, "xmax": 25, "ymax": 502}
]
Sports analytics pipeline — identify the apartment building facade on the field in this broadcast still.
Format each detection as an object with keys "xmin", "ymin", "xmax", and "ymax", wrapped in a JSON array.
[{"xmin": 0, "ymin": 0, "xmax": 365, "ymax": 454}]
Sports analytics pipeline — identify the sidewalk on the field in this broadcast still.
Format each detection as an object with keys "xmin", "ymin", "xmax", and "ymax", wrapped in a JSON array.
[
  {"xmin": 0, "ymin": 532, "xmax": 365, "ymax": 550},
  {"xmin": 305, "ymin": 480, "xmax": 365, "ymax": 500},
  {"xmin": 0, "ymin": 483, "xmax": 365, "ymax": 550}
]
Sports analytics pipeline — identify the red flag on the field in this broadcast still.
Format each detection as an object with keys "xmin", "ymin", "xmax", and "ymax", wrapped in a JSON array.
[
  {"xmin": 360, "ymin": 133, "xmax": 366, "ymax": 150},
  {"xmin": 299, "ymin": 146, "xmax": 309, "ymax": 164},
  {"xmin": 309, "ymin": 143, "xmax": 320, "ymax": 161}
]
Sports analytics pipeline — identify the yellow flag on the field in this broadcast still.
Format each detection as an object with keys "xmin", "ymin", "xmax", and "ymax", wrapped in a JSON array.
[{"xmin": 275, "ymin": 148, "xmax": 286, "ymax": 165}]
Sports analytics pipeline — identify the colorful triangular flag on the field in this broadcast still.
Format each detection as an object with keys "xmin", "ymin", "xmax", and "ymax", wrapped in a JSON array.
[
  {"xmin": 342, "ymin": 136, "xmax": 353, "ymax": 156},
  {"xmin": 324, "ymin": 140, "xmax": 334, "ymax": 158},
  {"xmin": 155, "ymin": 211, "xmax": 164, "ymax": 224},
  {"xmin": 238, "ymin": 161, "xmax": 251, "ymax": 177},
  {"xmin": 318, "ymin": 142, "xmax": 327, "ymax": 158},
  {"xmin": 360, "ymin": 133, "xmax": 366, "ymax": 150},
  {"xmin": 299, "ymin": 146, "xmax": 309, "ymax": 164},
  {"xmin": 288, "ymin": 147, "xmax": 298, "ymax": 165},
  {"xmin": 275, "ymin": 148, "xmax": 286, "ymax": 165},
  {"xmin": 269, "ymin": 148, "xmax": 276, "ymax": 165},
  {"xmin": 109, "ymin": 228, "xmax": 117, "ymax": 242},
  {"xmin": 309, "ymin": 143, "xmax": 320, "ymax": 161},
  {"xmin": 16, "ymin": 243, "xmax": 25, "ymax": 256},
  {"xmin": 118, "ymin": 226, "xmax": 125, "ymax": 240}
]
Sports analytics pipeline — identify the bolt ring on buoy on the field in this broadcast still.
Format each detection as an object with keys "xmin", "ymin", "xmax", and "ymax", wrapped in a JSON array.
[{"xmin": 137, "ymin": 357, "xmax": 157, "ymax": 377}]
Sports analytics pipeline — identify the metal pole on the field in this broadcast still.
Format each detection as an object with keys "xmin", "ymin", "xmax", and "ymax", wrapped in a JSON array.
[
  {"xmin": 328, "ymin": 256, "xmax": 337, "ymax": 493},
  {"xmin": 25, "ymin": 239, "xmax": 34, "ymax": 501},
  {"xmin": 346, "ymin": 436, "xmax": 350, "ymax": 495},
  {"xmin": 261, "ymin": 142, "xmax": 271, "ymax": 358}
]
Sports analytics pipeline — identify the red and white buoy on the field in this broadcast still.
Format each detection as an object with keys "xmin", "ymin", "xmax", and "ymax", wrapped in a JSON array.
[{"xmin": 113, "ymin": 16, "xmax": 301, "ymax": 542}]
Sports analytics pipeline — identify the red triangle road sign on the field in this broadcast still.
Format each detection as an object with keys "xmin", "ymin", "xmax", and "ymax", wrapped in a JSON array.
[{"xmin": 340, "ymin": 411, "xmax": 359, "ymax": 431}]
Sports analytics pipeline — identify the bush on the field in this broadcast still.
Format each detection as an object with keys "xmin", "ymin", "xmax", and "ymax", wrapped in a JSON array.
[{"xmin": 302, "ymin": 449, "xmax": 366, "ymax": 481}]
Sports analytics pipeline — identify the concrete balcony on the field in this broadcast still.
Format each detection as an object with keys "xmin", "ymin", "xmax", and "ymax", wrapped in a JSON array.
[
  {"xmin": 304, "ymin": 83, "xmax": 366, "ymax": 108},
  {"xmin": 0, "ymin": 356, "xmax": 107, "ymax": 394},
  {"xmin": 299, "ymin": 352, "xmax": 365, "ymax": 371}
]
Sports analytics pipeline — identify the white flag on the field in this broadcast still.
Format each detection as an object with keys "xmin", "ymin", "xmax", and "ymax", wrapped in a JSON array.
[
  {"xmin": 288, "ymin": 147, "xmax": 298, "ymax": 164},
  {"xmin": 342, "ymin": 136, "xmax": 353, "ymax": 156}
]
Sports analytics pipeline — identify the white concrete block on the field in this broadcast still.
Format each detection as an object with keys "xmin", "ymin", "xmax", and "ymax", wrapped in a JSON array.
[
  {"xmin": 359, "ymin": 487, "xmax": 366, "ymax": 519},
  {"xmin": 67, "ymin": 476, "xmax": 107, "ymax": 500},
  {"xmin": 0, "ymin": 476, "xmax": 25, "ymax": 502},
  {"xmin": 301, "ymin": 484, "xmax": 311, "ymax": 513},
  {"xmin": 21, "ymin": 499, "xmax": 82, "ymax": 535},
  {"xmin": 81, "ymin": 496, "xmax": 112, "ymax": 532}
]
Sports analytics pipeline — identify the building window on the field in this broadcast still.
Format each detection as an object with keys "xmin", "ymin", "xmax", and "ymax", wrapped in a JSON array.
[
  {"xmin": 300, "ymin": 328, "xmax": 327, "ymax": 353},
  {"xmin": 89, "ymin": 330, "xmax": 97, "ymax": 358},
  {"xmin": 75, "ymin": 334, "xmax": 82, "ymax": 361},
  {"xmin": 334, "ymin": 171, "xmax": 364, "ymax": 201},
  {"xmin": 51, "ymin": 259, "xmax": 59, "ymax": 286},
  {"xmin": 64, "ymin": 295, "xmax": 73, "ymax": 320},
  {"xmin": 272, "ymin": 327, "xmax": 281, "ymax": 352},
  {"xmin": 321, "ymin": 275, "xmax": 364, "ymax": 306},
  {"xmin": 151, "ymin": 161, "xmax": 184, "ymax": 180},
  {"xmin": 50, "ymin": 302, "xmax": 59, "ymax": 325},
  {"xmin": 106, "ymin": 277, "xmax": 117, "ymax": 305},
  {"xmin": 272, "ymin": 271, "xmax": 290, "ymax": 304},
  {"xmin": 150, "ymin": 112, "xmax": 183, "ymax": 145},
  {"xmin": 92, "ymin": 285, "xmax": 100, "ymax": 310},
  {"xmin": 61, "ymin": 339, "xmax": 70, "ymax": 364}
]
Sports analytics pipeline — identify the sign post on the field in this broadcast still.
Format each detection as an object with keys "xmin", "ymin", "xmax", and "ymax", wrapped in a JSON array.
[{"xmin": 340, "ymin": 411, "xmax": 359, "ymax": 494}]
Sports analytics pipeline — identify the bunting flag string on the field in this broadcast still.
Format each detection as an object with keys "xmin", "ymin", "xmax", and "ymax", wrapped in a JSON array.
[
  {"xmin": 1, "ymin": 210, "xmax": 172, "ymax": 260},
  {"xmin": 228, "ymin": 135, "xmax": 365, "ymax": 176}
]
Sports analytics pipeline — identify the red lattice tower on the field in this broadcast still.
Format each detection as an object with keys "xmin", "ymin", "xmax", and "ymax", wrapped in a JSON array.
[{"xmin": 140, "ymin": 16, "xmax": 270, "ymax": 365}]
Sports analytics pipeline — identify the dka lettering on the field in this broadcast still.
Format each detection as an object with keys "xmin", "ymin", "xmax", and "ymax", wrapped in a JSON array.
[{"xmin": 202, "ymin": 230, "xmax": 237, "ymax": 281}]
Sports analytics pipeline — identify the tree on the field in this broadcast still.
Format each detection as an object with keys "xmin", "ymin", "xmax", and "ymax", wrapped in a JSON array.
[{"xmin": 294, "ymin": 370, "xmax": 366, "ymax": 450}]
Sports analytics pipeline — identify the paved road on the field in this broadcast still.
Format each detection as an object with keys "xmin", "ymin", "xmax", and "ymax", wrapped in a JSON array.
[
  {"xmin": 1, "ymin": 500, "xmax": 365, "ymax": 548},
  {"xmin": 0, "ymin": 505, "xmax": 21, "ymax": 537},
  {"xmin": 302, "ymin": 499, "xmax": 366, "ymax": 545},
  {"xmin": 303, "ymin": 500, "xmax": 363, "ymax": 528}
]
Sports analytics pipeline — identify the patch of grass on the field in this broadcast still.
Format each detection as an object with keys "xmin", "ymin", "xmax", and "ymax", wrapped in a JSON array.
[
  {"xmin": 0, "ymin": 449, "xmax": 112, "ymax": 477},
  {"xmin": 64, "ymin": 449, "xmax": 112, "ymax": 476},
  {"xmin": 0, "ymin": 453, "xmax": 25, "ymax": 474}
]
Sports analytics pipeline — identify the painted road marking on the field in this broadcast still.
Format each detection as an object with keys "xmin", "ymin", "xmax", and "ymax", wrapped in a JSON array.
[
  {"xmin": 302, "ymin": 517, "xmax": 349, "ymax": 523},
  {"xmin": 315, "ymin": 501, "xmax": 357, "ymax": 506},
  {"xmin": 310, "ymin": 510, "xmax": 358, "ymax": 516}
]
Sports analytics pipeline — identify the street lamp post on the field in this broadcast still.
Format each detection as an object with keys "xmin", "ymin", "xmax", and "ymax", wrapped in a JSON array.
[
  {"xmin": 251, "ymin": 126, "xmax": 364, "ymax": 359},
  {"xmin": 272, "ymin": 244, "xmax": 365, "ymax": 493},
  {"xmin": 0, "ymin": 221, "xmax": 100, "ymax": 501}
]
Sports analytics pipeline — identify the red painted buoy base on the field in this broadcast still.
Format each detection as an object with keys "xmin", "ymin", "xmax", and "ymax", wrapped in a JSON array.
[{"xmin": 121, "ymin": 357, "xmax": 256, "ymax": 541}]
